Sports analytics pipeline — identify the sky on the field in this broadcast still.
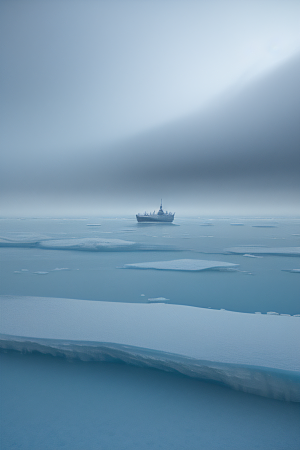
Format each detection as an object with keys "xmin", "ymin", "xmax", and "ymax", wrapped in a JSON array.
[{"xmin": 1, "ymin": 0, "xmax": 300, "ymax": 216}]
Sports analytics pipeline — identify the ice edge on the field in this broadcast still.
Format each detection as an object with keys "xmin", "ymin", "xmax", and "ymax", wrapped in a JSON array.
[{"xmin": 1, "ymin": 334, "xmax": 299, "ymax": 403}]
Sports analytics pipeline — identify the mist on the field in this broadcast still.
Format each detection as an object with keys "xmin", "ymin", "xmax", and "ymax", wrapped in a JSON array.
[{"xmin": 1, "ymin": 0, "xmax": 300, "ymax": 217}]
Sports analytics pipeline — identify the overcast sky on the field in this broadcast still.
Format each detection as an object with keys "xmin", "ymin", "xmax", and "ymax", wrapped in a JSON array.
[{"xmin": 1, "ymin": 0, "xmax": 300, "ymax": 216}]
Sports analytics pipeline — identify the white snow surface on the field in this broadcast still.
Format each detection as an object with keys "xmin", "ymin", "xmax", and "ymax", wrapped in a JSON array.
[
  {"xmin": 147, "ymin": 297, "xmax": 170, "ymax": 302},
  {"xmin": 124, "ymin": 259, "xmax": 238, "ymax": 271},
  {"xmin": 0, "ymin": 236, "xmax": 174, "ymax": 251},
  {"xmin": 282, "ymin": 269, "xmax": 300, "ymax": 273},
  {"xmin": 225, "ymin": 247, "xmax": 300, "ymax": 256},
  {"xmin": 1, "ymin": 295, "xmax": 299, "ymax": 372},
  {"xmin": 39, "ymin": 238, "xmax": 136, "ymax": 250}
]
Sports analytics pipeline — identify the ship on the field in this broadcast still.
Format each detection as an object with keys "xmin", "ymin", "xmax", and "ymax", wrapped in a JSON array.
[{"xmin": 136, "ymin": 200, "xmax": 175, "ymax": 223}]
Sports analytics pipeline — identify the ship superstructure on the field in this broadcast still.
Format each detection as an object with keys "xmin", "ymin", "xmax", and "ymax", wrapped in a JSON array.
[{"xmin": 136, "ymin": 200, "xmax": 175, "ymax": 223}]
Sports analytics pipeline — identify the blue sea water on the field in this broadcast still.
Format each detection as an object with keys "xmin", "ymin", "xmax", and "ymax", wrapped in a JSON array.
[{"xmin": 1, "ymin": 216, "xmax": 300, "ymax": 449}]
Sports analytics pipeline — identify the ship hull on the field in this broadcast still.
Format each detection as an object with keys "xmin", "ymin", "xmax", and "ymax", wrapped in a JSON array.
[{"xmin": 136, "ymin": 214, "xmax": 174, "ymax": 223}]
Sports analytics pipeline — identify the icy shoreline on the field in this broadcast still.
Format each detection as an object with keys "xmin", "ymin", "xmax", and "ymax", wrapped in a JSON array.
[
  {"xmin": 1, "ymin": 335, "xmax": 299, "ymax": 402},
  {"xmin": 1, "ymin": 295, "xmax": 299, "ymax": 401}
]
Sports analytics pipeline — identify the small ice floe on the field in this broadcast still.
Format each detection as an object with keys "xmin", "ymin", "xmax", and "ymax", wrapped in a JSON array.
[
  {"xmin": 243, "ymin": 254, "xmax": 263, "ymax": 258},
  {"xmin": 255, "ymin": 312, "xmax": 262, "ymax": 314},
  {"xmin": 38, "ymin": 238, "xmax": 174, "ymax": 252},
  {"xmin": 124, "ymin": 259, "xmax": 238, "ymax": 272},
  {"xmin": 293, "ymin": 314, "xmax": 300, "ymax": 317},
  {"xmin": 0, "ymin": 234, "xmax": 50, "ymax": 246},
  {"xmin": 200, "ymin": 223, "xmax": 213, "ymax": 226},
  {"xmin": 52, "ymin": 268, "xmax": 70, "ymax": 271},
  {"xmin": 21, "ymin": 269, "xmax": 29, "ymax": 272},
  {"xmin": 267, "ymin": 311, "xmax": 279, "ymax": 315},
  {"xmin": 140, "ymin": 294, "xmax": 145, "ymax": 297},
  {"xmin": 225, "ymin": 247, "xmax": 300, "ymax": 257},
  {"xmin": 280, "ymin": 314, "xmax": 291, "ymax": 316},
  {"xmin": 39, "ymin": 238, "xmax": 137, "ymax": 251},
  {"xmin": 86, "ymin": 224, "xmax": 101, "ymax": 227},
  {"xmin": 147, "ymin": 297, "xmax": 170, "ymax": 303},
  {"xmin": 252, "ymin": 225, "xmax": 278, "ymax": 228},
  {"xmin": 282, "ymin": 269, "xmax": 300, "ymax": 273},
  {"xmin": 33, "ymin": 271, "xmax": 49, "ymax": 275}
]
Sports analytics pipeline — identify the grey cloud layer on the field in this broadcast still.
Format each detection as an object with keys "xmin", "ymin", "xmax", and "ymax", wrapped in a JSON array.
[
  {"xmin": 3, "ymin": 54, "xmax": 297, "ymax": 206},
  {"xmin": 1, "ymin": 1, "xmax": 300, "ymax": 215}
]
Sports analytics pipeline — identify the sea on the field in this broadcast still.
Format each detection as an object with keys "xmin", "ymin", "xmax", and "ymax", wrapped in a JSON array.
[{"xmin": 1, "ymin": 216, "xmax": 300, "ymax": 449}]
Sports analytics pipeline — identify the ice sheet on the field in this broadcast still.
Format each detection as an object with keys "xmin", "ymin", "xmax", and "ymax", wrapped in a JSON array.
[
  {"xmin": 225, "ymin": 247, "xmax": 300, "ymax": 256},
  {"xmin": 1, "ymin": 296, "xmax": 299, "ymax": 401},
  {"xmin": 123, "ymin": 259, "xmax": 238, "ymax": 271}
]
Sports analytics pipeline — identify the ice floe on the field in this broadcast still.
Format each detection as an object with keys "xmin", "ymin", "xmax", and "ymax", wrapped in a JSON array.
[
  {"xmin": 0, "ymin": 236, "xmax": 175, "ymax": 252},
  {"xmin": 282, "ymin": 269, "xmax": 300, "ymax": 273},
  {"xmin": 0, "ymin": 296, "xmax": 299, "ymax": 402},
  {"xmin": 252, "ymin": 225, "xmax": 278, "ymax": 228},
  {"xmin": 39, "ymin": 238, "xmax": 138, "ymax": 251},
  {"xmin": 225, "ymin": 247, "xmax": 300, "ymax": 256},
  {"xmin": 123, "ymin": 259, "xmax": 238, "ymax": 271},
  {"xmin": 0, "ymin": 234, "xmax": 50, "ymax": 247},
  {"xmin": 243, "ymin": 254, "xmax": 263, "ymax": 258},
  {"xmin": 147, "ymin": 297, "xmax": 170, "ymax": 303}
]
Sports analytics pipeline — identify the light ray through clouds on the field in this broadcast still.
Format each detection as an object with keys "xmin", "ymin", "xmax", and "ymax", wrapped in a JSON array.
[{"xmin": 1, "ymin": 0, "xmax": 300, "ymax": 216}]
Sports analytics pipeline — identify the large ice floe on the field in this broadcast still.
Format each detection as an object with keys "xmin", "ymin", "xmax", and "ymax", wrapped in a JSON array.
[
  {"xmin": 225, "ymin": 247, "xmax": 300, "ymax": 257},
  {"xmin": 123, "ymin": 259, "xmax": 238, "ymax": 271},
  {"xmin": 1, "ymin": 296, "xmax": 299, "ymax": 402},
  {"xmin": 0, "ymin": 236, "xmax": 175, "ymax": 252}
]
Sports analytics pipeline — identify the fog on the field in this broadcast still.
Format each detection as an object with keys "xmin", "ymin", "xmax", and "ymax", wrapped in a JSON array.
[{"xmin": 1, "ymin": 0, "xmax": 300, "ymax": 216}]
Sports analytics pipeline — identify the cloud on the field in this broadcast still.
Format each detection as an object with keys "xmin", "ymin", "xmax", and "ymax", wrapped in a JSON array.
[{"xmin": 1, "ymin": 1, "xmax": 300, "ymax": 215}]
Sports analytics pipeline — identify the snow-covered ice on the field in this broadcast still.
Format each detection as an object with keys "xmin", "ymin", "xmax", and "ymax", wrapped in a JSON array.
[
  {"xmin": 0, "ymin": 236, "xmax": 176, "ymax": 252},
  {"xmin": 1, "ymin": 295, "xmax": 299, "ymax": 401},
  {"xmin": 225, "ymin": 247, "xmax": 300, "ymax": 256},
  {"xmin": 0, "ymin": 234, "xmax": 50, "ymax": 246},
  {"xmin": 124, "ymin": 259, "xmax": 238, "ymax": 271},
  {"xmin": 147, "ymin": 297, "xmax": 170, "ymax": 303},
  {"xmin": 282, "ymin": 269, "xmax": 300, "ymax": 273},
  {"xmin": 39, "ymin": 238, "xmax": 140, "ymax": 251},
  {"xmin": 252, "ymin": 225, "xmax": 278, "ymax": 228}
]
